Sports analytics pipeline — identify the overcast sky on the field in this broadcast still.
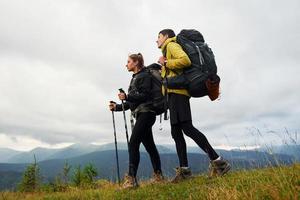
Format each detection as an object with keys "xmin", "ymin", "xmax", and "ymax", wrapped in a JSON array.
[{"xmin": 0, "ymin": 0, "xmax": 299, "ymax": 151}]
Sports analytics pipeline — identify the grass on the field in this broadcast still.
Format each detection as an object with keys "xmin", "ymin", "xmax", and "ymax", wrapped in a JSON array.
[{"xmin": 1, "ymin": 164, "xmax": 299, "ymax": 200}]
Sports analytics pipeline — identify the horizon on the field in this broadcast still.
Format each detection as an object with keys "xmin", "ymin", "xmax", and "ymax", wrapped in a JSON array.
[{"xmin": 1, "ymin": 140, "xmax": 289, "ymax": 152}]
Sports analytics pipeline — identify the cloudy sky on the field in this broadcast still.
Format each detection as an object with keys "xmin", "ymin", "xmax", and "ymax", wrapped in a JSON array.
[{"xmin": 0, "ymin": 0, "xmax": 299, "ymax": 151}]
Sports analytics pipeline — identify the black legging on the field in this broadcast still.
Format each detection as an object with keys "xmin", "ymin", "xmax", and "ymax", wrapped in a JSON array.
[
  {"xmin": 128, "ymin": 112, "xmax": 161, "ymax": 177},
  {"xmin": 171, "ymin": 121, "xmax": 219, "ymax": 167}
]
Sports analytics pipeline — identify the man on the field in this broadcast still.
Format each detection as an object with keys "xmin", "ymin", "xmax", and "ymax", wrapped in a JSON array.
[{"xmin": 156, "ymin": 29, "xmax": 230, "ymax": 182}]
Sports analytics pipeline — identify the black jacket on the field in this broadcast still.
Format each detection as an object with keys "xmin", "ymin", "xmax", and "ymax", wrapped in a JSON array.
[{"xmin": 115, "ymin": 68, "xmax": 153, "ymax": 114}]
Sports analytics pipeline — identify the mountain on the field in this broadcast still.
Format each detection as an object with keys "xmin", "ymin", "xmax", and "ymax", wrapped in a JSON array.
[
  {"xmin": 7, "ymin": 147, "xmax": 61, "ymax": 163},
  {"xmin": 5, "ymin": 143, "xmax": 109, "ymax": 163},
  {"xmin": 0, "ymin": 171, "xmax": 23, "ymax": 191},
  {"xmin": 2, "ymin": 143, "xmax": 299, "ymax": 164},
  {"xmin": 45, "ymin": 149, "xmax": 295, "ymax": 175},
  {"xmin": 2, "ymin": 143, "xmax": 174, "ymax": 163},
  {"xmin": 0, "ymin": 163, "xmax": 28, "ymax": 172},
  {"xmin": 0, "ymin": 149, "xmax": 295, "ymax": 191},
  {"xmin": 100, "ymin": 142, "xmax": 174, "ymax": 154},
  {"xmin": 46, "ymin": 143, "xmax": 101, "ymax": 160},
  {"xmin": 258, "ymin": 145, "xmax": 300, "ymax": 160},
  {"xmin": 0, "ymin": 148, "xmax": 22, "ymax": 163}
]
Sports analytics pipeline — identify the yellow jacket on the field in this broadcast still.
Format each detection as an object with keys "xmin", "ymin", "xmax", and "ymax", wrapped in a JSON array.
[{"xmin": 161, "ymin": 37, "xmax": 191, "ymax": 96}]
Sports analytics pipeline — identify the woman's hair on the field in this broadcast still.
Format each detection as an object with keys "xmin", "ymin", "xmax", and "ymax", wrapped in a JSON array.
[{"xmin": 129, "ymin": 53, "xmax": 144, "ymax": 68}]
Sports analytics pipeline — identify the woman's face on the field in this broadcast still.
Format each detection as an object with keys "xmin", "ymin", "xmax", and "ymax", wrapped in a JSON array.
[{"xmin": 126, "ymin": 57, "xmax": 138, "ymax": 72}]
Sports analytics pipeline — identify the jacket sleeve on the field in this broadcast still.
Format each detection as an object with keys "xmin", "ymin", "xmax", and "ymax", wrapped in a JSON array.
[
  {"xmin": 126, "ymin": 73, "xmax": 151, "ymax": 103},
  {"xmin": 166, "ymin": 42, "xmax": 191, "ymax": 70},
  {"xmin": 115, "ymin": 102, "xmax": 130, "ymax": 111}
]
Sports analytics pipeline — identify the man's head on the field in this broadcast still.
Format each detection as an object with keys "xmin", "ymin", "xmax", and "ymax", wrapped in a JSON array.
[{"xmin": 156, "ymin": 29, "xmax": 175, "ymax": 48}]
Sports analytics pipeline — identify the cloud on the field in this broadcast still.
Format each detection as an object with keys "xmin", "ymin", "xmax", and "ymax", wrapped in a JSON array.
[{"xmin": 0, "ymin": 0, "xmax": 299, "ymax": 150}]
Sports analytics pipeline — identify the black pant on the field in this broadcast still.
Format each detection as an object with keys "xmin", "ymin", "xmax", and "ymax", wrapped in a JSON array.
[
  {"xmin": 168, "ymin": 93, "xmax": 219, "ymax": 167},
  {"xmin": 128, "ymin": 112, "xmax": 161, "ymax": 177}
]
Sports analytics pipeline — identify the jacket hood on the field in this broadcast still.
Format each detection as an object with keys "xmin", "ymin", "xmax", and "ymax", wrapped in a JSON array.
[{"xmin": 161, "ymin": 36, "xmax": 177, "ymax": 52}]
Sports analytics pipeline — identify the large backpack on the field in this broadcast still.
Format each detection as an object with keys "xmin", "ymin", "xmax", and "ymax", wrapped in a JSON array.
[
  {"xmin": 146, "ymin": 63, "xmax": 167, "ymax": 115},
  {"xmin": 167, "ymin": 29, "xmax": 220, "ymax": 100}
]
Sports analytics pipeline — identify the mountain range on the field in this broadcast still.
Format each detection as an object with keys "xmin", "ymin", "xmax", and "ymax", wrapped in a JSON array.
[
  {"xmin": 0, "ymin": 143, "xmax": 298, "ymax": 191},
  {"xmin": 2, "ymin": 143, "xmax": 298, "ymax": 164},
  {"xmin": 0, "ymin": 143, "xmax": 175, "ymax": 163}
]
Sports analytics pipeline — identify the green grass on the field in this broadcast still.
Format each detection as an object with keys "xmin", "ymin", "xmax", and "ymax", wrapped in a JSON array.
[{"xmin": 1, "ymin": 164, "xmax": 299, "ymax": 200}]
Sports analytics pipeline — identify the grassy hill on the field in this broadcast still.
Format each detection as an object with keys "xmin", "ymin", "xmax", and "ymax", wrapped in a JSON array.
[{"xmin": 1, "ymin": 164, "xmax": 299, "ymax": 200}]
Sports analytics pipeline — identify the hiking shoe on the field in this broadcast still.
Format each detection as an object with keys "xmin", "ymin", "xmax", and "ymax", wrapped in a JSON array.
[
  {"xmin": 208, "ymin": 162, "xmax": 218, "ymax": 178},
  {"xmin": 150, "ymin": 171, "xmax": 164, "ymax": 183},
  {"xmin": 122, "ymin": 174, "xmax": 138, "ymax": 189},
  {"xmin": 208, "ymin": 157, "xmax": 231, "ymax": 178},
  {"xmin": 171, "ymin": 167, "xmax": 192, "ymax": 183}
]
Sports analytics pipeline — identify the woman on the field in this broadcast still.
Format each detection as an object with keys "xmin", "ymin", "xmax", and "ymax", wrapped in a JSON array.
[{"xmin": 109, "ymin": 53, "xmax": 163, "ymax": 189}]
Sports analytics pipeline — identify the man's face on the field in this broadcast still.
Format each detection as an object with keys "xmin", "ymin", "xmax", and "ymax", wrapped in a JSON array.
[{"xmin": 156, "ymin": 33, "xmax": 168, "ymax": 48}]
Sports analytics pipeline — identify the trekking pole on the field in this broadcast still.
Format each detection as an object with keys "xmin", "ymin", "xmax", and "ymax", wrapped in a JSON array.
[
  {"xmin": 159, "ymin": 114, "xmax": 163, "ymax": 130},
  {"xmin": 119, "ymin": 88, "xmax": 130, "ymax": 149},
  {"xmin": 110, "ymin": 101, "xmax": 121, "ymax": 185},
  {"xmin": 163, "ymin": 77, "xmax": 169, "ymax": 121}
]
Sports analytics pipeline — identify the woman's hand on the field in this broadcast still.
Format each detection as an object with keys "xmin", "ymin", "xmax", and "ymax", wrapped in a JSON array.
[
  {"xmin": 118, "ymin": 93, "xmax": 126, "ymax": 100},
  {"xmin": 109, "ymin": 101, "xmax": 116, "ymax": 111}
]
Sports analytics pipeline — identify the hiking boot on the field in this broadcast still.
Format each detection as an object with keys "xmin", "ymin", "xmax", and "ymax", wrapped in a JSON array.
[
  {"xmin": 208, "ymin": 162, "xmax": 218, "ymax": 177},
  {"xmin": 208, "ymin": 157, "xmax": 231, "ymax": 178},
  {"xmin": 171, "ymin": 167, "xmax": 192, "ymax": 183},
  {"xmin": 122, "ymin": 174, "xmax": 138, "ymax": 189},
  {"xmin": 150, "ymin": 171, "xmax": 164, "ymax": 183}
]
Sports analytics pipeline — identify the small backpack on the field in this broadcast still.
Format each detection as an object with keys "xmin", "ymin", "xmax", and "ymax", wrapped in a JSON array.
[
  {"xmin": 167, "ymin": 29, "xmax": 220, "ymax": 100},
  {"xmin": 146, "ymin": 63, "xmax": 167, "ymax": 115}
]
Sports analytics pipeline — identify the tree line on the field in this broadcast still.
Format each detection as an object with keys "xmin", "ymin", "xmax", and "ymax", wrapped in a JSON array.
[{"xmin": 18, "ymin": 155, "xmax": 98, "ymax": 192}]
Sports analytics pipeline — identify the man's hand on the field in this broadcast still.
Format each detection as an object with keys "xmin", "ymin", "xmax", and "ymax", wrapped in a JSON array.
[
  {"xmin": 158, "ymin": 56, "xmax": 166, "ymax": 66},
  {"xmin": 109, "ymin": 101, "xmax": 116, "ymax": 111}
]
